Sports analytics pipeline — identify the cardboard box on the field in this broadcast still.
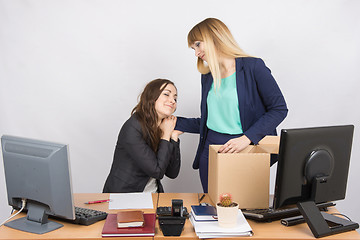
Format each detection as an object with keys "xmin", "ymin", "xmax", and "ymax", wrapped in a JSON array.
[{"xmin": 208, "ymin": 136, "xmax": 280, "ymax": 209}]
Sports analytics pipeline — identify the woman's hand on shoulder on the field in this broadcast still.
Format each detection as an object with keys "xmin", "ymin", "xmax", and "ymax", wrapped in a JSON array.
[
  {"xmin": 160, "ymin": 115, "xmax": 177, "ymax": 141},
  {"xmin": 218, "ymin": 135, "xmax": 251, "ymax": 153}
]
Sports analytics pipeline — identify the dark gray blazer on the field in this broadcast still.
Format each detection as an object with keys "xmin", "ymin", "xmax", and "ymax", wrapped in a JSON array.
[{"xmin": 103, "ymin": 114, "xmax": 181, "ymax": 193}]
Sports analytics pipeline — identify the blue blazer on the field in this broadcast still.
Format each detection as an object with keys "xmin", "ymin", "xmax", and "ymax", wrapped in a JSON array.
[{"xmin": 176, "ymin": 57, "xmax": 288, "ymax": 169}]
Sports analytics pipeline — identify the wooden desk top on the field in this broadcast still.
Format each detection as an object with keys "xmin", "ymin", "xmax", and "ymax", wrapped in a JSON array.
[
  {"xmin": 0, "ymin": 193, "xmax": 156, "ymax": 240},
  {"xmin": 155, "ymin": 193, "xmax": 360, "ymax": 240},
  {"xmin": 0, "ymin": 193, "xmax": 359, "ymax": 240}
]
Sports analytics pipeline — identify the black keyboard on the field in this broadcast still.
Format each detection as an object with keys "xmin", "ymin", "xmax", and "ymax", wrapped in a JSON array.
[
  {"xmin": 58, "ymin": 207, "xmax": 108, "ymax": 225},
  {"xmin": 242, "ymin": 202, "xmax": 335, "ymax": 222}
]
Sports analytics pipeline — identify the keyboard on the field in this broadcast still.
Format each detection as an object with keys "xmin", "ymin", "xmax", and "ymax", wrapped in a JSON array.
[
  {"xmin": 242, "ymin": 202, "xmax": 335, "ymax": 222},
  {"xmin": 14, "ymin": 205, "xmax": 108, "ymax": 226},
  {"xmin": 57, "ymin": 207, "xmax": 108, "ymax": 225}
]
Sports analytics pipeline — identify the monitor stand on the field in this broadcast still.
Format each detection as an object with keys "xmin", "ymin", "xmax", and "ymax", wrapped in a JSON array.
[
  {"xmin": 5, "ymin": 202, "xmax": 63, "ymax": 234},
  {"xmin": 297, "ymin": 201, "xmax": 359, "ymax": 238}
]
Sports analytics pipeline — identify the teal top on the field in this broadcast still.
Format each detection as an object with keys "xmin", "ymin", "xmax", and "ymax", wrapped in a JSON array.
[{"xmin": 206, "ymin": 72, "xmax": 243, "ymax": 134}]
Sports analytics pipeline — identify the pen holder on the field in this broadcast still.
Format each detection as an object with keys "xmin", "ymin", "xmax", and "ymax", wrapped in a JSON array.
[{"xmin": 158, "ymin": 216, "xmax": 186, "ymax": 236}]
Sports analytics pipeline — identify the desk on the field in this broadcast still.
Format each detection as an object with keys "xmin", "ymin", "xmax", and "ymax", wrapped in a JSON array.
[
  {"xmin": 0, "ymin": 193, "xmax": 157, "ymax": 240},
  {"xmin": 156, "ymin": 193, "xmax": 360, "ymax": 240},
  {"xmin": 0, "ymin": 193, "xmax": 359, "ymax": 240}
]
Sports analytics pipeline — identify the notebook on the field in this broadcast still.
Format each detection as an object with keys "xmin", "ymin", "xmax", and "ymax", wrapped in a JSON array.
[
  {"xmin": 102, "ymin": 213, "xmax": 155, "ymax": 237},
  {"xmin": 191, "ymin": 205, "xmax": 217, "ymax": 221},
  {"xmin": 116, "ymin": 210, "xmax": 144, "ymax": 228}
]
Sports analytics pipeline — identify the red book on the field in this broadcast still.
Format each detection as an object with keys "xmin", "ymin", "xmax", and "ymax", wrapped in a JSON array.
[{"xmin": 102, "ymin": 213, "xmax": 156, "ymax": 237}]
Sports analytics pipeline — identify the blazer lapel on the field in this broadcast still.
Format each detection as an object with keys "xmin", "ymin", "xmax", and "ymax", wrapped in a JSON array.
[
  {"xmin": 235, "ymin": 58, "xmax": 247, "ymax": 130},
  {"xmin": 200, "ymin": 73, "xmax": 213, "ymax": 135}
]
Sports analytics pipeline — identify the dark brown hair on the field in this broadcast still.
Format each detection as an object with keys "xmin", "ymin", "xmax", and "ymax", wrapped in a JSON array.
[{"xmin": 131, "ymin": 79, "xmax": 176, "ymax": 152}]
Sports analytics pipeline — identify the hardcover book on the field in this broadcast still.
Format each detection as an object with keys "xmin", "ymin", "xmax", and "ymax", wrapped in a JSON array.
[
  {"xmin": 190, "ymin": 209, "xmax": 253, "ymax": 238},
  {"xmin": 116, "ymin": 210, "xmax": 144, "ymax": 228},
  {"xmin": 191, "ymin": 205, "xmax": 217, "ymax": 221},
  {"xmin": 102, "ymin": 213, "xmax": 155, "ymax": 237}
]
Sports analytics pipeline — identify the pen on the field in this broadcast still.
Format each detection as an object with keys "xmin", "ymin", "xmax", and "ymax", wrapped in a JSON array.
[{"xmin": 84, "ymin": 199, "xmax": 110, "ymax": 204}]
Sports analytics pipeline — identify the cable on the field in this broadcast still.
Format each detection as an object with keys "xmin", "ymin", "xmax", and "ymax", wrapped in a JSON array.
[
  {"xmin": 331, "ymin": 213, "xmax": 352, "ymax": 221},
  {"xmin": 0, "ymin": 199, "xmax": 27, "ymax": 227},
  {"xmin": 198, "ymin": 193, "xmax": 205, "ymax": 204},
  {"xmin": 156, "ymin": 192, "xmax": 160, "ymax": 210}
]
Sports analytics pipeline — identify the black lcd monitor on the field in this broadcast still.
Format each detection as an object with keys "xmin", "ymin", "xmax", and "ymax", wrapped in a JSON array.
[
  {"xmin": 273, "ymin": 125, "xmax": 358, "ymax": 238},
  {"xmin": 1, "ymin": 135, "xmax": 75, "ymax": 234}
]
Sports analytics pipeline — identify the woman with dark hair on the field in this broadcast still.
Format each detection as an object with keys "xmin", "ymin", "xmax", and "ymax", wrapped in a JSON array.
[{"xmin": 103, "ymin": 79, "xmax": 181, "ymax": 193}]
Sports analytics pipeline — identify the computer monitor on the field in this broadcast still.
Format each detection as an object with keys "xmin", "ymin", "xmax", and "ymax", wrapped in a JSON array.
[
  {"xmin": 1, "ymin": 135, "xmax": 75, "ymax": 234},
  {"xmin": 273, "ymin": 125, "xmax": 358, "ymax": 238}
]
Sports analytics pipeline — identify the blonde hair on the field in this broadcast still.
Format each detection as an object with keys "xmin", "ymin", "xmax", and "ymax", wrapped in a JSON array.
[{"xmin": 187, "ymin": 18, "xmax": 251, "ymax": 89}]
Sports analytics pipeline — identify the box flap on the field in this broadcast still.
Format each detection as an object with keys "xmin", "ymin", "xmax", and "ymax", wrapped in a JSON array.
[{"xmin": 258, "ymin": 136, "xmax": 280, "ymax": 145}]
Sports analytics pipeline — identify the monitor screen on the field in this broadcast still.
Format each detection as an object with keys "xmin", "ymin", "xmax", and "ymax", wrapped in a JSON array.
[
  {"xmin": 273, "ymin": 125, "xmax": 354, "ymax": 209},
  {"xmin": 1, "ymin": 135, "xmax": 75, "ymax": 234}
]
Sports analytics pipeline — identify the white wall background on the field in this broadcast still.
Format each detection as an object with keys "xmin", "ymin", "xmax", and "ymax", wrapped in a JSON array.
[{"xmin": 1, "ymin": 0, "xmax": 359, "ymax": 229}]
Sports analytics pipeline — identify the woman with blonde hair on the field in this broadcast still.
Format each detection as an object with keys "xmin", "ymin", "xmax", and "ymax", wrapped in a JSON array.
[
  {"xmin": 176, "ymin": 18, "xmax": 288, "ymax": 192},
  {"xmin": 103, "ymin": 79, "xmax": 181, "ymax": 193}
]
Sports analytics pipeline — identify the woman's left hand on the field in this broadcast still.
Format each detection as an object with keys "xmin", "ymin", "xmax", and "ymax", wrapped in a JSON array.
[
  {"xmin": 218, "ymin": 135, "xmax": 251, "ymax": 153},
  {"xmin": 160, "ymin": 115, "xmax": 177, "ymax": 141}
]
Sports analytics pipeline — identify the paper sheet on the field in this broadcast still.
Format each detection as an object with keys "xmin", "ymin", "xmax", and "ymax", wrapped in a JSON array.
[{"xmin": 109, "ymin": 192, "xmax": 154, "ymax": 209}]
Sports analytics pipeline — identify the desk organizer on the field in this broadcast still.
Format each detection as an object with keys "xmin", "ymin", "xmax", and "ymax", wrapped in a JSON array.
[{"xmin": 158, "ymin": 216, "xmax": 186, "ymax": 236}]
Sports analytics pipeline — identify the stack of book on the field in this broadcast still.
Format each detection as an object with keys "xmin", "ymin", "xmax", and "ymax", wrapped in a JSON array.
[
  {"xmin": 190, "ymin": 205, "xmax": 253, "ymax": 239},
  {"xmin": 191, "ymin": 205, "xmax": 217, "ymax": 221},
  {"xmin": 102, "ymin": 210, "xmax": 156, "ymax": 237}
]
